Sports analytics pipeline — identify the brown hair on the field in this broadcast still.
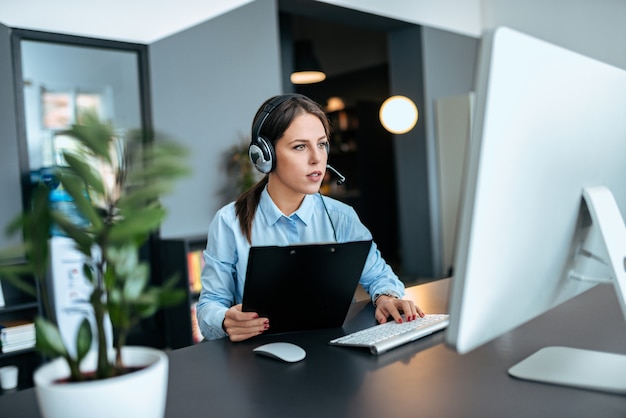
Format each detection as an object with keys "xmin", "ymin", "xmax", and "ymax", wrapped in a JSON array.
[{"xmin": 235, "ymin": 94, "xmax": 331, "ymax": 243}]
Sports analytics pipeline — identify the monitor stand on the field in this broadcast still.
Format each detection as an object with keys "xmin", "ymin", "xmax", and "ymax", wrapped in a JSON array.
[{"xmin": 508, "ymin": 186, "xmax": 626, "ymax": 394}]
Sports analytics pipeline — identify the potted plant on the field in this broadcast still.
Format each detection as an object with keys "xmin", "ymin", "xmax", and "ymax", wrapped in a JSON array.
[
  {"xmin": 220, "ymin": 135, "xmax": 263, "ymax": 204},
  {"xmin": 0, "ymin": 111, "xmax": 189, "ymax": 418}
]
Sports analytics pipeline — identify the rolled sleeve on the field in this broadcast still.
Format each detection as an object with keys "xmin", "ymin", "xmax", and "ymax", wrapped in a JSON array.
[
  {"xmin": 359, "ymin": 240, "xmax": 405, "ymax": 303},
  {"xmin": 330, "ymin": 203, "xmax": 405, "ymax": 303}
]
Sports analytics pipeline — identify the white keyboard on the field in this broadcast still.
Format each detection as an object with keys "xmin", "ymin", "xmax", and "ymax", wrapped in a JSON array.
[{"xmin": 329, "ymin": 314, "xmax": 450, "ymax": 355}]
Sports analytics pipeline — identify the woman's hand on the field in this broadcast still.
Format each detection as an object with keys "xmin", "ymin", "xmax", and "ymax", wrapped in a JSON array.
[
  {"xmin": 374, "ymin": 296, "xmax": 424, "ymax": 324},
  {"xmin": 223, "ymin": 304, "xmax": 269, "ymax": 342}
]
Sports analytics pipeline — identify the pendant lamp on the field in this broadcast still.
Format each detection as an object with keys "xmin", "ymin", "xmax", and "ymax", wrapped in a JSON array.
[{"xmin": 291, "ymin": 40, "xmax": 326, "ymax": 84}]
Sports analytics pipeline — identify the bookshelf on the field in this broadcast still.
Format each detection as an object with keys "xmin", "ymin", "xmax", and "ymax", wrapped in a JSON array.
[
  {"xmin": 0, "ymin": 276, "xmax": 42, "ymax": 393},
  {"xmin": 158, "ymin": 237, "xmax": 207, "ymax": 348}
]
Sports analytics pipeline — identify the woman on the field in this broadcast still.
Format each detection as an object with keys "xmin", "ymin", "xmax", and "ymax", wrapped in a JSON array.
[{"xmin": 196, "ymin": 93, "xmax": 423, "ymax": 342}]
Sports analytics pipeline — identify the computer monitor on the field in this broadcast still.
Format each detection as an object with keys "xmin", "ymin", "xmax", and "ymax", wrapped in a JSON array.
[{"xmin": 445, "ymin": 27, "xmax": 626, "ymax": 393}]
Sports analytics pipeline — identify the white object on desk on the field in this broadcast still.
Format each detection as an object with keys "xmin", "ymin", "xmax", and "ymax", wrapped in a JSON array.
[
  {"xmin": 253, "ymin": 342, "xmax": 306, "ymax": 363},
  {"xmin": 509, "ymin": 346, "xmax": 626, "ymax": 394},
  {"xmin": 330, "ymin": 314, "xmax": 450, "ymax": 355},
  {"xmin": 509, "ymin": 187, "xmax": 626, "ymax": 394}
]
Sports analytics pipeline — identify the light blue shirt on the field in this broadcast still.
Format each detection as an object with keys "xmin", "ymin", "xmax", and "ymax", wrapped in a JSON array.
[{"xmin": 196, "ymin": 188, "xmax": 405, "ymax": 340}]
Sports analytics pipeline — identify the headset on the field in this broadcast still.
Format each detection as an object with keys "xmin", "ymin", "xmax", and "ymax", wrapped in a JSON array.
[{"xmin": 249, "ymin": 93, "xmax": 326, "ymax": 174}]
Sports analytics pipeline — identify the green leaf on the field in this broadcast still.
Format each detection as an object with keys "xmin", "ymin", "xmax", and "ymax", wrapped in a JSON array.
[
  {"xmin": 4, "ymin": 212, "xmax": 27, "ymax": 237},
  {"xmin": 35, "ymin": 317, "xmax": 68, "ymax": 358},
  {"xmin": 106, "ymin": 290, "xmax": 129, "ymax": 330},
  {"xmin": 132, "ymin": 291, "xmax": 160, "ymax": 318},
  {"xmin": 158, "ymin": 288, "xmax": 187, "ymax": 308},
  {"xmin": 123, "ymin": 263, "xmax": 149, "ymax": 300},
  {"xmin": 63, "ymin": 152, "xmax": 106, "ymax": 196},
  {"xmin": 117, "ymin": 183, "xmax": 170, "ymax": 211},
  {"xmin": 103, "ymin": 263, "xmax": 117, "ymax": 293},
  {"xmin": 75, "ymin": 318, "xmax": 93, "ymax": 362},
  {"xmin": 51, "ymin": 212, "xmax": 94, "ymax": 253},
  {"xmin": 65, "ymin": 112, "xmax": 114, "ymax": 161},
  {"xmin": 82, "ymin": 264, "xmax": 95, "ymax": 284},
  {"xmin": 131, "ymin": 281, "xmax": 185, "ymax": 319},
  {"xmin": 58, "ymin": 173, "xmax": 103, "ymax": 231},
  {"xmin": 108, "ymin": 206, "xmax": 166, "ymax": 242},
  {"xmin": 23, "ymin": 185, "xmax": 53, "ymax": 278},
  {"xmin": 107, "ymin": 245, "xmax": 138, "ymax": 277},
  {"xmin": 130, "ymin": 162, "xmax": 190, "ymax": 183}
]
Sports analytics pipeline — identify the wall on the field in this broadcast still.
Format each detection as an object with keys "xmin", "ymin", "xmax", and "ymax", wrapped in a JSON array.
[
  {"xmin": 315, "ymin": 0, "xmax": 482, "ymax": 38},
  {"xmin": 150, "ymin": 0, "xmax": 282, "ymax": 239},
  {"xmin": 482, "ymin": 0, "xmax": 626, "ymax": 71},
  {"xmin": 0, "ymin": 23, "xmax": 24, "ymax": 255}
]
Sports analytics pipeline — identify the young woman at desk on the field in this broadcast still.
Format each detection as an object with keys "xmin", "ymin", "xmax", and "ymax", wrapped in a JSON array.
[{"xmin": 196, "ymin": 93, "xmax": 424, "ymax": 342}]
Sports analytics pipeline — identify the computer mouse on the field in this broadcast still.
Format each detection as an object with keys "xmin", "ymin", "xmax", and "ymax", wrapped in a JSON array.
[{"xmin": 253, "ymin": 342, "xmax": 306, "ymax": 363}]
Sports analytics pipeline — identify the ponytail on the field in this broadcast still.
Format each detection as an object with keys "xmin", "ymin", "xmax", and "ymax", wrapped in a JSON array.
[{"xmin": 234, "ymin": 175, "xmax": 268, "ymax": 244}]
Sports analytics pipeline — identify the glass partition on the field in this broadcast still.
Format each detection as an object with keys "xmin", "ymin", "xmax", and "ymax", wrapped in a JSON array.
[{"xmin": 12, "ymin": 31, "xmax": 149, "ymax": 185}]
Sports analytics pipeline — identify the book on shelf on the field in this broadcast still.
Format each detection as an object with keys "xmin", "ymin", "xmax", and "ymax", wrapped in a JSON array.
[
  {"xmin": 2, "ymin": 327, "xmax": 36, "ymax": 343},
  {"xmin": 1, "ymin": 337, "xmax": 36, "ymax": 353},
  {"xmin": 187, "ymin": 250, "xmax": 204, "ymax": 294},
  {"xmin": 0, "ymin": 280, "xmax": 5, "ymax": 308},
  {"xmin": 0, "ymin": 319, "xmax": 35, "ymax": 332},
  {"xmin": 0, "ymin": 319, "xmax": 36, "ymax": 353},
  {"xmin": 1, "ymin": 320, "xmax": 35, "ymax": 342}
]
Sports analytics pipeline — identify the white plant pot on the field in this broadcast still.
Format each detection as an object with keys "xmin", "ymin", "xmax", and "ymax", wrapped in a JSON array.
[{"xmin": 34, "ymin": 346, "xmax": 168, "ymax": 418}]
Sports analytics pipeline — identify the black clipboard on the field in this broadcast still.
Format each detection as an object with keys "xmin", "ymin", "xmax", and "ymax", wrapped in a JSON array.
[{"xmin": 242, "ymin": 240, "xmax": 372, "ymax": 334}]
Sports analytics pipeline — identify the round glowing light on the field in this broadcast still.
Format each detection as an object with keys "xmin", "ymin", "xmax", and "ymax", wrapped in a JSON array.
[{"xmin": 379, "ymin": 96, "xmax": 418, "ymax": 134}]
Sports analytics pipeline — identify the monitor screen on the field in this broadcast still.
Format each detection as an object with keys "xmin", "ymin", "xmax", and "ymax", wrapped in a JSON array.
[{"xmin": 445, "ymin": 27, "xmax": 626, "ymax": 392}]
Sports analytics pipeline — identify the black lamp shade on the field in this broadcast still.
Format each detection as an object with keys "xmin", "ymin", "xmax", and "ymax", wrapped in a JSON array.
[{"xmin": 291, "ymin": 40, "xmax": 326, "ymax": 84}]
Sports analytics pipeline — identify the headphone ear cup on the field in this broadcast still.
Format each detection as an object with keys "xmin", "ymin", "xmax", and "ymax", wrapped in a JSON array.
[{"xmin": 249, "ymin": 136, "xmax": 275, "ymax": 174}]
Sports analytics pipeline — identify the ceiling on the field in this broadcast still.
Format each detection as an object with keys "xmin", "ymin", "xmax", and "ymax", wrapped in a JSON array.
[
  {"xmin": 0, "ymin": 0, "xmax": 480, "ymax": 44},
  {"xmin": 0, "ymin": 0, "xmax": 255, "ymax": 43}
]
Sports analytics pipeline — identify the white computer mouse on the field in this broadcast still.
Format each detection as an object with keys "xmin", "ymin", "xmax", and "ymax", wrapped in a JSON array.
[{"xmin": 253, "ymin": 342, "xmax": 306, "ymax": 363}]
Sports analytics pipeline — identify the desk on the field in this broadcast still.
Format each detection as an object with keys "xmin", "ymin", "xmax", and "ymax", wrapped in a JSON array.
[{"xmin": 2, "ymin": 279, "xmax": 626, "ymax": 417}]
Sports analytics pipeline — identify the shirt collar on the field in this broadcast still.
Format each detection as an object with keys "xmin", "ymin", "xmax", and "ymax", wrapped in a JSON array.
[{"xmin": 258, "ymin": 187, "xmax": 317, "ymax": 227}]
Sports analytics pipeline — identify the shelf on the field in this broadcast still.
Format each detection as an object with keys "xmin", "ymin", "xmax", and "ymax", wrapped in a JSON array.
[
  {"xmin": 0, "ymin": 347, "xmax": 36, "ymax": 360},
  {"xmin": 0, "ymin": 350, "xmax": 41, "ymax": 394},
  {"xmin": 158, "ymin": 237, "xmax": 207, "ymax": 349},
  {"xmin": 0, "ymin": 302, "xmax": 39, "ymax": 314},
  {"xmin": 0, "ymin": 274, "xmax": 40, "ymax": 392}
]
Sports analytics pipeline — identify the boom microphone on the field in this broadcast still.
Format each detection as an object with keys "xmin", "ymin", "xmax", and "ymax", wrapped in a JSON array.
[{"xmin": 326, "ymin": 164, "xmax": 346, "ymax": 185}]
